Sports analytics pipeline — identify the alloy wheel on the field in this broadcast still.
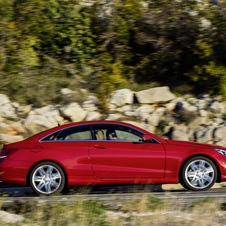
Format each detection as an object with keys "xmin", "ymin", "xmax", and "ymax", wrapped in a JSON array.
[
  {"xmin": 184, "ymin": 158, "xmax": 216, "ymax": 190},
  {"xmin": 31, "ymin": 162, "xmax": 65, "ymax": 195}
]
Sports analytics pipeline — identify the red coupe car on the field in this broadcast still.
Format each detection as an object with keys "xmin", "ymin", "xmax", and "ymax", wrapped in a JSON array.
[{"xmin": 1, "ymin": 121, "xmax": 226, "ymax": 195}]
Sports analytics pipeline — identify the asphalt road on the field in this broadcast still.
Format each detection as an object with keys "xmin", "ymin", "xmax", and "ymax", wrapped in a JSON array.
[
  {"xmin": 0, "ymin": 183, "xmax": 164, "ymax": 197},
  {"xmin": 0, "ymin": 184, "xmax": 226, "ymax": 206}
]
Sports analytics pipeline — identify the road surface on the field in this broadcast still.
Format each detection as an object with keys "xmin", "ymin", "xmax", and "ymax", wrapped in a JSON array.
[{"xmin": 0, "ymin": 184, "xmax": 226, "ymax": 206}]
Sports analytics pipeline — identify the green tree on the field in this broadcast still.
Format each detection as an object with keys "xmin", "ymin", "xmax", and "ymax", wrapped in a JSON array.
[
  {"xmin": 188, "ymin": 0, "xmax": 226, "ymax": 97},
  {"xmin": 0, "ymin": 0, "xmax": 96, "ymax": 106},
  {"xmin": 131, "ymin": 0, "xmax": 200, "ymax": 85},
  {"xmin": 13, "ymin": 0, "xmax": 95, "ymax": 65},
  {"xmin": 86, "ymin": 0, "xmax": 144, "ymax": 111}
]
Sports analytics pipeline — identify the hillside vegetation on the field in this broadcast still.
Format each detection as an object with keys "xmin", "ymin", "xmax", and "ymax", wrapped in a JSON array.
[{"xmin": 1, "ymin": 0, "xmax": 226, "ymax": 108}]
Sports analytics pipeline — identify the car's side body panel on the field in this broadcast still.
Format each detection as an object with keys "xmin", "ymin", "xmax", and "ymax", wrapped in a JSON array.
[
  {"xmin": 89, "ymin": 141, "xmax": 166, "ymax": 178},
  {"xmin": 164, "ymin": 143, "xmax": 226, "ymax": 182},
  {"xmin": 0, "ymin": 140, "xmax": 94, "ymax": 185},
  {"xmin": 40, "ymin": 141, "xmax": 93, "ymax": 177}
]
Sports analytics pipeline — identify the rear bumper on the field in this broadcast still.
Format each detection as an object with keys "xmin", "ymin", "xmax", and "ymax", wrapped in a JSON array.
[{"xmin": 0, "ymin": 158, "xmax": 28, "ymax": 186}]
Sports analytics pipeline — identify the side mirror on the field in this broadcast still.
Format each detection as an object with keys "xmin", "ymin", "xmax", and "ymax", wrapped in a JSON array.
[{"xmin": 141, "ymin": 135, "xmax": 152, "ymax": 143}]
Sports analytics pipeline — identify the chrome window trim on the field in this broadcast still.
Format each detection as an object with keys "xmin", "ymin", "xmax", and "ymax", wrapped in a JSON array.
[
  {"xmin": 152, "ymin": 138, "xmax": 161, "ymax": 144},
  {"xmin": 40, "ymin": 140, "xmax": 143, "ymax": 143},
  {"xmin": 39, "ymin": 124, "xmax": 92, "ymax": 142},
  {"xmin": 40, "ymin": 139, "xmax": 92, "ymax": 142},
  {"xmin": 39, "ymin": 130, "xmax": 63, "ymax": 142},
  {"xmin": 39, "ymin": 122, "xmax": 161, "ymax": 143}
]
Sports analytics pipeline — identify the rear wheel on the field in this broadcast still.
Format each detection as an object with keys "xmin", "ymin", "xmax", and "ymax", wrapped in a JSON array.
[
  {"xmin": 30, "ymin": 162, "xmax": 65, "ymax": 195},
  {"xmin": 181, "ymin": 156, "xmax": 217, "ymax": 191}
]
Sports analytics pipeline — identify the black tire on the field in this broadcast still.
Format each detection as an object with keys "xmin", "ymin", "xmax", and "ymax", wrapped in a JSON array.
[
  {"xmin": 180, "ymin": 156, "xmax": 217, "ymax": 191},
  {"xmin": 30, "ymin": 162, "xmax": 65, "ymax": 195}
]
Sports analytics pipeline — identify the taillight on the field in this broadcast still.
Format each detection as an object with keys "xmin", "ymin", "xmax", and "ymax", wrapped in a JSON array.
[{"xmin": 0, "ymin": 147, "xmax": 18, "ymax": 158}]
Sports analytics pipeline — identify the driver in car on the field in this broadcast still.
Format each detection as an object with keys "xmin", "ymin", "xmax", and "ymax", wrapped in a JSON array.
[{"xmin": 106, "ymin": 129, "xmax": 118, "ymax": 140}]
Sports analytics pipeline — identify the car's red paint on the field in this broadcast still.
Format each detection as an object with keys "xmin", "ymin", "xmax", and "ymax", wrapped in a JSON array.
[
  {"xmin": 164, "ymin": 139, "xmax": 226, "ymax": 181},
  {"xmin": 1, "ymin": 121, "xmax": 226, "ymax": 194},
  {"xmin": 89, "ymin": 141, "xmax": 165, "ymax": 178}
]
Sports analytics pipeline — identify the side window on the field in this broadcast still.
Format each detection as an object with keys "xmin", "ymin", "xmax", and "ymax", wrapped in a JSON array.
[
  {"xmin": 92, "ymin": 124, "xmax": 143, "ymax": 142},
  {"xmin": 41, "ymin": 130, "xmax": 62, "ymax": 141},
  {"xmin": 116, "ymin": 130, "xmax": 141, "ymax": 141},
  {"xmin": 41, "ymin": 125, "xmax": 92, "ymax": 141}
]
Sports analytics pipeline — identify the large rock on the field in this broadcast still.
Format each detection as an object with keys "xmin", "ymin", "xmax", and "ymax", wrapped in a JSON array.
[
  {"xmin": 135, "ymin": 105, "xmax": 155, "ymax": 121},
  {"xmin": 188, "ymin": 116, "xmax": 208, "ymax": 127},
  {"xmin": 0, "ymin": 94, "xmax": 17, "ymax": 119},
  {"xmin": 0, "ymin": 121, "xmax": 26, "ymax": 136},
  {"xmin": 135, "ymin": 86, "xmax": 176, "ymax": 104},
  {"xmin": 85, "ymin": 112, "xmax": 102, "ymax": 121},
  {"xmin": 0, "ymin": 210, "xmax": 24, "ymax": 223},
  {"xmin": 109, "ymin": 89, "xmax": 134, "ymax": 107},
  {"xmin": 23, "ymin": 115, "xmax": 54, "ymax": 134},
  {"xmin": 214, "ymin": 127, "xmax": 226, "ymax": 147},
  {"xmin": 60, "ymin": 88, "xmax": 77, "ymax": 103},
  {"xmin": 31, "ymin": 105, "xmax": 64, "ymax": 125},
  {"xmin": 147, "ymin": 115, "xmax": 161, "ymax": 127},
  {"xmin": 60, "ymin": 103, "xmax": 88, "ymax": 122},
  {"xmin": 164, "ymin": 102, "xmax": 176, "ymax": 111},
  {"xmin": 24, "ymin": 105, "xmax": 64, "ymax": 134},
  {"xmin": 169, "ymin": 126, "xmax": 189, "ymax": 141},
  {"xmin": 214, "ymin": 127, "xmax": 226, "ymax": 144},
  {"xmin": 16, "ymin": 105, "xmax": 32, "ymax": 117},
  {"xmin": 196, "ymin": 99, "xmax": 208, "ymax": 110},
  {"xmin": 199, "ymin": 109, "xmax": 208, "ymax": 117},
  {"xmin": 116, "ymin": 105, "xmax": 137, "ymax": 117},
  {"xmin": 0, "ymin": 134, "xmax": 24, "ymax": 144},
  {"xmin": 23, "ymin": 105, "xmax": 64, "ymax": 134},
  {"xmin": 0, "ymin": 123, "xmax": 11, "ymax": 134},
  {"xmin": 123, "ymin": 121, "xmax": 155, "ymax": 133},
  {"xmin": 80, "ymin": 0, "xmax": 96, "ymax": 7},
  {"xmin": 6, "ymin": 121, "xmax": 27, "ymax": 134},
  {"xmin": 106, "ymin": 113, "xmax": 123, "ymax": 121},
  {"xmin": 155, "ymin": 107, "xmax": 166, "ymax": 117},
  {"xmin": 175, "ymin": 101, "xmax": 198, "ymax": 113},
  {"xmin": 0, "ymin": 94, "xmax": 11, "ymax": 105},
  {"xmin": 208, "ymin": 101, "xmax": 225, "ymax": 114},
  {"xmin": 175, "ymin": 101, "xmax": 199, "ymax": 124},
  {"xmin": 60, "ymin": 88, "xmax": 76, "ymax": 96},
  {"xmin": 82, "ymin": 95, "xmax": 99, "ymax": 112},
  {"xmin": 195, "ymin": 126, "xmax": 214, "ymax": 144}
]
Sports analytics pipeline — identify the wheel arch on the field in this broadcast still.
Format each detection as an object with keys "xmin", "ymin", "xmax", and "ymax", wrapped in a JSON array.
[
  {"xmin": 26, "ymin": 160, "xmax": 68, "ymax": 188},
  {"xmin": 178, "ymin": 154, "xmax": 221, "ymax": 183}
]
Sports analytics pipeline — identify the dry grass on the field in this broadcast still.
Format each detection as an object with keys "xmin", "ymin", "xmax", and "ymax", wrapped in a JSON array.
[
  {"xmin": 106, "ymin": 196, "xmax": 226, "ymax": 226},
  {"xmin": 1, "ymin": 195, "xmax": 226, "ymax": 225}
]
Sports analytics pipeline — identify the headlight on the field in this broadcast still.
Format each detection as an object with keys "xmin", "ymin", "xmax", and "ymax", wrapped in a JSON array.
[{"xmin": 214, "ymin": 148, "xmax": 226, "ymax": 156}]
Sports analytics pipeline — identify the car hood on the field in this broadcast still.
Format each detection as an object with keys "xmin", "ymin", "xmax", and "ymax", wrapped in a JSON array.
[{"xmin": 165, "ymin": 139, "xmax": 224, "ymax": 149}]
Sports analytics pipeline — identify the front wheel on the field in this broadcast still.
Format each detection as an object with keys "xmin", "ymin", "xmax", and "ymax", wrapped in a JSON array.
[
  {"xmin": 181, "ymin": 156, "xmax": 217, "ymax": 191},
  {"xmin": 30, "ymin": 162, "xmax": 65, "ymax": 195}
]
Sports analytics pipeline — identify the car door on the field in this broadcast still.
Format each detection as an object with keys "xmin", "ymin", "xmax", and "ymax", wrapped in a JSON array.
[
  {"xmin": 40, "ymin": 124, "xmax": 93, "ymax": 177},
  {"xmin": 88, "ymin": 123, "xmax": 166, "ymax": 178}
]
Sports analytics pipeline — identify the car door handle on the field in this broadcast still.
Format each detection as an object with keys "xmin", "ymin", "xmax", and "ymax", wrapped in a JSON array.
[{"xmin": 94, "ymin": 144, "xmax": 107, "ymax": 149}]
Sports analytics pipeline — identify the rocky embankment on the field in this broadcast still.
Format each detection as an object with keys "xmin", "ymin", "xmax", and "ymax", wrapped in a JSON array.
[{"xmin": 1, "ymin": 86, "xmax": 226, "ymax": 147}]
